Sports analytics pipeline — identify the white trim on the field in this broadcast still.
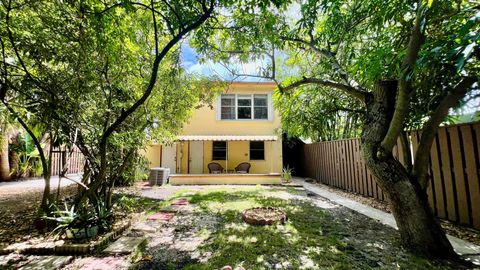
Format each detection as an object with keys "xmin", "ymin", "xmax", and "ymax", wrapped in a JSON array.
[
  {"xmin": 267, "ymin": 93, "xmax": 273, "ymax": 121},
  {"xmin": 216, "ymin": 95, "xmax": 221, "ymax": 120},
  {"xmin": 218, "ymin": 93, "xmax": 272, "ymax": 121},
  {"xmin": 178, "ymin": 135, "xmax": 278, "ymax": 141}
]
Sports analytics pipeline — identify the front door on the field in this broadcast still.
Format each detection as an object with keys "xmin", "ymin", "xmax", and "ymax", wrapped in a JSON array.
[
  {"xmin": 189, "ymin": 141, "xmax": 204, "ymax": 173},
  {"xmin": 161, "ymin": 144, "xmax": 177, "ymax": 173}
]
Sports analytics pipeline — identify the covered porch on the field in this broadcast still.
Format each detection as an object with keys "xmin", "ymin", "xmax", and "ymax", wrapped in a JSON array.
[{"xmin": 152, "ymin": 134, "xmax": 283, "ymax": 185}]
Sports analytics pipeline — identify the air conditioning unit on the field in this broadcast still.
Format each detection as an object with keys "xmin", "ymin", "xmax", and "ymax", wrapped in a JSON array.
[{"xmin": 148, "ymin": 167, "xmax": 170, "ymax": 186}]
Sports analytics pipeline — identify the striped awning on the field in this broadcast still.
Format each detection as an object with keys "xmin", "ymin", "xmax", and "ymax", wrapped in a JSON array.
[{"xmin": 177, "ymin": 135, "xmax": 278, "ymax": 141}]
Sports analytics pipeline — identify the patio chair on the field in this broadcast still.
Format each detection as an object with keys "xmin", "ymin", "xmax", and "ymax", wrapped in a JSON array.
[
  {"xmin": 234, "ymin": 162, "xmax": 251, "ymax": 173},
  {"xmin": 208, "ymin": 162, "xmax": 224, "ymax": 174}
]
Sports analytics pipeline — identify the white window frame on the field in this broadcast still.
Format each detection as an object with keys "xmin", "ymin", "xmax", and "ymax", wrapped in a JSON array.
[
  {"xmin": 216, "ymin": 93, "xmax": 273, "ymax": 121},
  {"xmin": 219, "ymin": 94, "xmax": 236, "ymax": 120}
]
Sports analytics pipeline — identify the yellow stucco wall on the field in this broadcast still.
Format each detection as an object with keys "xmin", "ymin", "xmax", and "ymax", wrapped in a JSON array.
[
  {"xmin": 141, "ymin": 145, "xmax": 161, "ymax": 167},
  {"xmin": 143, "ymin": 82, "xmax": 283, "ymax": 174},
  {"xmin": 182, "ymin": 82, "xmax": 281, "ymax": 135}
]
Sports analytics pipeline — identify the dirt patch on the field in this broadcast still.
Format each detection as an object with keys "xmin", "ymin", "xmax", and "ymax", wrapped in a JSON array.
[
  {"xmin": 132, "ymin": 204, "xmax": 220, "ymax": 270},
  {"xmin": 0, "ymin": 185, "xmax": 78, "ymax": 245}
]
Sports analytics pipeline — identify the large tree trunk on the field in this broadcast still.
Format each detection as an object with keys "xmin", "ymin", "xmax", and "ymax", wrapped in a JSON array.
[
  {"xmin": 361, "ymin": 81, "xmax": 458, "ymax": 259},
  {"xmin": 0, "ymin": 132, "xmax": 10, "ymax": 181}
]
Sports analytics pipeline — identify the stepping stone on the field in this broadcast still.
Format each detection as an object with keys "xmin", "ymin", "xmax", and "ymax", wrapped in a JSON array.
[
  {"xmin": 20, "ymin": 255, "xmax": 73, "ymax": 270},
  {"xmin": 148, "ymin": 212, "xmax": 175, "ymax": 222},
  {"xmin": 170, "ymin": 198, "xmax": 189, "ymax": 206},
  {"xmin": 103, "ymin": 237, "xmax": 146, "ymax": 255},
  {"xmin": 71, "ymin": 256, "xmax": 130, "ymax": 270},
  {"xmin": 132, "ymin": 223, "xmax": 157, "ymax": 233},
  {"xmin": 158, "ymin": 206, "xmax": 179, "ymax": 213}
]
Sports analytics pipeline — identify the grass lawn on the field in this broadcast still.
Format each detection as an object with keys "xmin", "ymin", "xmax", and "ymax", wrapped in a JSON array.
[{"xmin": 132, "ymin": 186, "xmax": 455, "ymax": 270}]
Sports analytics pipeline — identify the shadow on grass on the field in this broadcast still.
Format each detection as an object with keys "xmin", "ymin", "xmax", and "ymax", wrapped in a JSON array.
[
  {"xmin": 172, "ymin": 188, "xmax": 363, "ymax": 269},
  {"xmin": 135, "ymin": 187, "xmax": 455, "ymax": 270},
  {"xmin": 112, "ymin": 193, "xmax": 165, "ymax": 214}
]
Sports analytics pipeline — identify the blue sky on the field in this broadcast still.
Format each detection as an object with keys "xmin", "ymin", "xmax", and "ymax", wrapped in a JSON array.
[{"xmin": 180, "ymin": 42, "xmax": 269, "ymax": 82}]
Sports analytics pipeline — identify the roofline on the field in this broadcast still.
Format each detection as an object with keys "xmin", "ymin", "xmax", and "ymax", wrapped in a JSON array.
[{"xmin": 226, "ymin": 81, "xmax": 277, "ymax": 86}]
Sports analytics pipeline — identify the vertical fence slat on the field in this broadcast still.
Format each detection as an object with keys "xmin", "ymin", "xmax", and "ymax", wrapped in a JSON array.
[
  {"xmin": 438, "ymin": 128, "xmax": 458, "ymax": 222},
  {"xmin": 430, "ymin": 135, "xmax": 446, "ymax": 219},
  {"xmin": 449, "ymin": 127, "xmax": 469, "ymax": 225},
  {"xmin": 315, "ymin": 144, "xmax": 322, "ymax": 181},
  {"xmin": 353, "ymin": 139, "xmax": 360, "ymax": 193},
  {"xmin": 460, "ymin": 125, "xmax": 480, "ymax": 228},
  {"xmin": 347, "ymin": 140, "xmax": 354, "ymax": 192},
  {"xmin": 331, "ymin": 141, "xmax": 336, "ymax": 185}
]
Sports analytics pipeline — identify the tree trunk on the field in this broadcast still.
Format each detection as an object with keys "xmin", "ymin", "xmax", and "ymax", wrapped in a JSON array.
[
  {"xmin": 40, "ymin": 134, "xmax": 53, "ymax": 214},
  {"xmin": 0, "ymin": 132, "xmax": 10, "ymax": 181},
  {"xmin": 361, "ymin": 81, "xmax": 458, "ymax": 259}
]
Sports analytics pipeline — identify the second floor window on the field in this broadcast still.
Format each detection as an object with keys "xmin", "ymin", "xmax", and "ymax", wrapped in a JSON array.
[
  {"xmin": 220, "ymin": 94, "xmax": 269, "ymax": 120},
  {"xmin": 238, "ymin": 95, "xmax": 252, "ymax": 119},
  {"xmin": 220, "ymin": 94, "xmax": 235, "ymax": 120}
]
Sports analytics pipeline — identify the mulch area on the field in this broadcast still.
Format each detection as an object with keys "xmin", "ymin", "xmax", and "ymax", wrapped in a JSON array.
[
  {"xmin": 0, "ymin": 185, "xmax": 78, "ymax": 245},
  {"xmin": 307, "ymin": 179, "xmax": 480, "ymax": 246}
]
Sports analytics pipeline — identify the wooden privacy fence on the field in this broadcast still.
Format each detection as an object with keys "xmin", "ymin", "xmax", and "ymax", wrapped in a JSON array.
[
  {"xmin": 302, "ymin": 121, "xmax": 480, "ymax": 230},
  {"xmin": 48, "ymin": 147, "xmax": 84, "ymax": 176}
]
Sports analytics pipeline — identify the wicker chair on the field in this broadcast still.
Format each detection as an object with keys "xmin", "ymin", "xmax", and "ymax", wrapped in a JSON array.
[
  {"xmin": 208, "ymin": 162, "xmax": 224, "ymax": 174},
  {"xmin": 234, "ymin": 162, "xmax": 251, "ymax": 173}
]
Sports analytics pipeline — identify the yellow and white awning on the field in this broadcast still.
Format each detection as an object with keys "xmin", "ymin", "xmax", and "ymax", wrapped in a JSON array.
[{"xmin": 177, "ymin": 135, "xmax": 278, "ymax": 141}]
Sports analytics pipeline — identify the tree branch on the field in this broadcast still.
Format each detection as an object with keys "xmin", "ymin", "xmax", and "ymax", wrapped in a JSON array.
[
  {"xmin": 151, "ymin": 0, "xmax": 159, "ymax": 54},
  {"xmin": 413, "ymin": 76, "xmax": 478, "ymax": 190},
  {"xmin": 380, "ymin": 0, "xmax": 427, "ymax": 153},
  {"xmin": 281, "ymin": 36, "xmax": 351, "ymax": 85},
  {"xmin": 279, "ymin": 77, "xmax": 367, "ymax": 102},
  {"xmin": 4, "ymin": 3, "xmax": 56, "ymax": 99}
]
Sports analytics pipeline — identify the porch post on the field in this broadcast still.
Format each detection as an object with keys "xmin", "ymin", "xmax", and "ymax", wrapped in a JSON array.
[{"xmin": 270, "ymin": 141, "xmax": 273, "ymax": 173}]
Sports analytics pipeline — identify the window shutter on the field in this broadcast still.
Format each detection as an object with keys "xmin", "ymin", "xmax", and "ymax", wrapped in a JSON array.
[
  {"xmin": 268, "ymin": 93, "xmax": 274, "ymax": 121},
  {"xmin": 216, "ymin": 95, "xmax": 221, "ymax": 120}
]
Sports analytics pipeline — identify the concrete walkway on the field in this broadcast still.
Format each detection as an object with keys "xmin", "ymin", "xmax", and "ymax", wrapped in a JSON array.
[
  {"xmin": 0, "ymin": 174, "xmax": 82, "ymax": 197},
  {"xmin": 295, "ymin": 178, "xmax": 480, "ymax": 265}
]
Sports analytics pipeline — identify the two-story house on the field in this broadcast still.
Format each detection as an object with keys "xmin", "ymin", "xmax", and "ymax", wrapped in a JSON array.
[{"xmin": 143, "ymin": 81, "xmax": 282, "ymax": 184}]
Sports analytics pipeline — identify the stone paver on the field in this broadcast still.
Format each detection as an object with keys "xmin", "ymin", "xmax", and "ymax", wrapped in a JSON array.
[
  {"xmin": 296, "ymin": 178, "xmax": 480, "ymax": 265},
  {"xmin": 132, "ymin": 222, "xmax": 158, "ymax": 233},
  {"xmin": 66, "ymin": 256, "xmax": 130, "ymax": 270},
  {"xmin": 103, "ymin": 236, "xmax": 146, "ymax": 255},
  {"xmin": 19, "ymin": 255, "xmax": 73, "ymax": 270},
  {"xmin": 170, "ymin": 198, "xmax": 189, "ymax": 206},
  {"xmin": 148, "ymin": 212, "xmax": 175, "ymax": 221}
]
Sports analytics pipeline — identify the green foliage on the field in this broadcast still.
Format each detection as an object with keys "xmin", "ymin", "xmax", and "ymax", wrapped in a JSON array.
[
  {"xmin": 115, "ymin": 194, "xmax": 161, "ymax": 213},
  {"xmin": 9, "ymin": 133, "xmax": 44, "ymax": 178},
  {"xmin": 0, "ymin": 0, "xmax": 228, "ymax": 220},
  {"xmin": 46, "ymin": 201, "xmax": 113, "ymax": 236},
  {"xmin": 193, "ymin": 0, "xmax": 479, "ymax": 140},
  {"xmin": 282, "ymin": 165, "xmax": 293, "ymax": 182},
  {"xmin": 274, "ymin": 84, "xmax": 363, "ymax": 141}
]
